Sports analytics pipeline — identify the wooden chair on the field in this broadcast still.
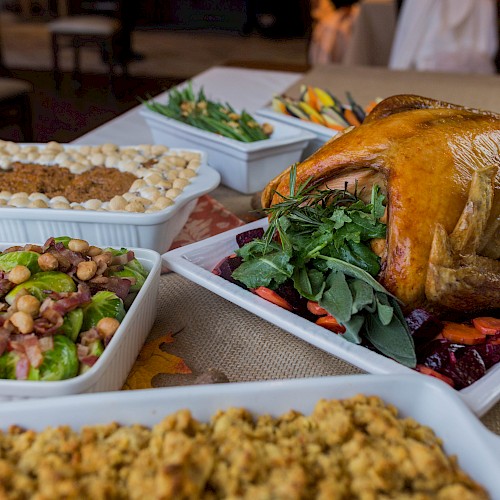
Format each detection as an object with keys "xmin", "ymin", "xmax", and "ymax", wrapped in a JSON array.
[
  {"xmin": 47, "ymin": 14, "xmax": 127, "ymax": 90},
  {"xmin": 0, "ymin": 78, "xmax": 33, "ymax": 141}
]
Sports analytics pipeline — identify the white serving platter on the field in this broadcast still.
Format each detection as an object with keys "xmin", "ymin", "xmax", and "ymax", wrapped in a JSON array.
[
  {"xmin": 140, "ymin": 107, "xmax": 315, "ymax": 194},
  {"xmin": 0, "ymin": 243, "xmax": 161, "ymax": 400},
  {"xmin": 256, "ymin": 107, "xmax": 340, "ymax": 160},
  {"xmin": 162, "ymin": 218, "xmax": 500, "ymax": 417},
  {"xmin": 0, "ymin": 146, "xmax": 220, "ymax": 253},
  {"xmin": 0, "ymin": 374, "xmax": 498, "ymax": 497}
]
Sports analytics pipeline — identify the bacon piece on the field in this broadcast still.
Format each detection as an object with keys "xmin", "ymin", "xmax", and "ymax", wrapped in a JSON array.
[
  {"xmin": 80, "ymin": 328, "xmax": 100, "ymax": 346},
  {"xmin": 0, "ymin": 328, "xmax": 10, "ymax": 356},
  {"xmin": 111, "ymin": 250, "xmax": 135, "ymax": 266},
  {"xmin": 39, "ymin": 336, "xmax": 54, "ymax": 352},
  {"xmin": 15, "ymin": 355, "xmax": 29, "ymax": 380},
  {"xmin": 33, "ymin": 307, "xmax": 64, "ymax": 335},
  {"xmin": 88, "ymin": 276, "xmax": 131, "ymax": 301},
  {"xmin": 23, "ymin": 334, "xmax": 43, "ymax": 368},
  {"xmin": 50, "ymin": 284, "xmax": 92, "ymax": 316}
]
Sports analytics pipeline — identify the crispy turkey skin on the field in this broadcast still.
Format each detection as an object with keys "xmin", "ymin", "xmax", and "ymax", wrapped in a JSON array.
[{"xmin": 262, "ymin": 95, "xmax": 500, "ymax": 312}]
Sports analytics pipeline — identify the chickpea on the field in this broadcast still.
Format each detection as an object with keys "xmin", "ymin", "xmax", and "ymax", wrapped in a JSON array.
[
  {"xmin": 8, "ymin": 265, "xmax": 31, "ymax": 284},
  {"xmin": 87, "ymin": 245, "xmax": 103, "ymax": 257},
  {"xmin": 16, "ymin": 295, "xmax": 41, "ymax": 317},
  {"xmin": 68, "ymin": 238, "xmax": 90, "ymax": 254},
  {"xmin": 92, "ymin": 251, "xmax": 113, "ymax": 267},
  {"xmin": 96, "ymin": 317, "xmax": 120, "ymax": 338},
  {"xmin": 38, "ymin": 253, "xmax": 59, "ymax": 271},
  {"xmin": 10, "ymin": 311, "xmax": 34, "ymax": 334},
  {"xmin": 76, "ymin": 260, "xmax": 98, "ymax": 281}
]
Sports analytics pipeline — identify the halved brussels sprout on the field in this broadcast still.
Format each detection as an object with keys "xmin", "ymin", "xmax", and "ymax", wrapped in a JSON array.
[
  {"xmin": 29, "ymin": 335, "xmax": 79, "ymax": 381},
  {"xmin": 106, "ymin": 248, "xmax": 148, "ymax": 292},
  {"xmin": 58, "ymin": 308, "xmax": 84, "ymax": 342},
  {"xmin": 54, "ymin": 236, "xmax": 72, "ymax": 248},
  {"xmin": 0, "ymin": 336, "xmax": 79, "ymax": 381},
  {"xmin": 82, "ymin": 290, "xmax": 125, "ymax": 331},
  {"xmin": 5, "ymin": 271, "xmax": 76, "ymax": 305},
  {"xmin": 0, "ymin": 251, "xmax": 41, "ymax": 274}
]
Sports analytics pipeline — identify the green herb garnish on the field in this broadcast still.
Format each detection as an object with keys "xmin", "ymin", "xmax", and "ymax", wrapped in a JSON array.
[
  {"xmin": 232, "ymin": 166, "xmax": 416, "ymax": 367},
  {"xmin": 142, "ymin": 82, "xmax": 273, "ymax": 143}
]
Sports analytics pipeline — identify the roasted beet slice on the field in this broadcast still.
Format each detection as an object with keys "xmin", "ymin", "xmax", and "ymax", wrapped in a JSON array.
[
  {"xmin": 405, "ymin": 308, "xmax": 443, "ymax": 347},
  {"xmin": 473, "ymin": 342, "xmax": 500, "ymax": 369},
  {"xmin": 212, "ymin": 255, "xmax": 244, "ymax": 287},
  {"xmin": 275, "ymin": 281, "xmax": 314, "ymax": 320},
  {"xmin": 444, "ymin": 348, "xmax": 486, "ymax": 389},
  {"xmin": 417, "ymin": 339, "xmax": 457, "ymax": 370},
  {"xmin": 236, "ymin": 228, "xmax": 265, "ymax": 248}
]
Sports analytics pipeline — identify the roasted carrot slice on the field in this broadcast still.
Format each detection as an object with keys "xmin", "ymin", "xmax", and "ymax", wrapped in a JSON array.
[
  {"xmin": 364, "ymin": 100, "xmax": 378, "ymax": 115},
  {"xmin": 472, "ymin": 317, "xmax": 500, "ymax": 336},
  {"xmin": 343, "ymin": 108, "xmax": 361, "ymax": 127},
  {"xmin": 252, "ymin": 286, "xmax": 293, "ymax": 311},
  {"xmin": 316, "ymin": 315, "xmax": 346, "ymax": 333},
  {"xmin": 416, "ymin": 365, "xmax": 454, "ymax": 387},
  {"xmin": 441, "ymin": 322, "xmax": 487, "ymax": 345},
  {"xmin": 307, "ymin": 301, "xmax": 328, "ymax": 316}
]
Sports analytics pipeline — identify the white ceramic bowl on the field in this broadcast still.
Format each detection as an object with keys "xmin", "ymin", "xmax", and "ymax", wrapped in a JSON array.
[
  {"xmin": 162, "ymin": 218, "xmax": 500, "ymax": 417},
  {"xmin": 140, "ymin": 107, "xmax": 315, "ymax": 194},
  {"xmin": 256, "ymin": 107, "xmax": 340, "ymax": 160},
  {"xmin": 0, "ymin": 146, "xmax": 220, "ymax": 253},
  {"xmin": 0, "ymin": 375, "xmax": 498, "ymax": 497},
  {"xmin": 0, "ymin": 244, "xmax": 161, "ymax": 400}
]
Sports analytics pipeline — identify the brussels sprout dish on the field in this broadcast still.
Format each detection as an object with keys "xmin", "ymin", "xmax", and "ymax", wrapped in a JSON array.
[{"xmin": 0, "ymin": 237, "xmax": 148, "ymax": 381}]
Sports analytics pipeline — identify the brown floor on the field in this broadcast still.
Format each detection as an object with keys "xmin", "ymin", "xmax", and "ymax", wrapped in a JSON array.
[{"xmin": 0, "ymin": 11, "xmax": 310, "ymax": 143}]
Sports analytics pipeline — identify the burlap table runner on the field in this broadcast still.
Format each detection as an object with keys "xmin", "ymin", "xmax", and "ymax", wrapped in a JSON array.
[{"xmin": 144, "ymin": 272, "xmax": 500, "ymax": 436}]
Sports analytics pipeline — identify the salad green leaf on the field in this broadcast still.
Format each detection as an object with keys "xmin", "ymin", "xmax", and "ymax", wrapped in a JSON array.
[{"xmin": 231, "ymin": 166, "xmax": 416, "ymax": 367}]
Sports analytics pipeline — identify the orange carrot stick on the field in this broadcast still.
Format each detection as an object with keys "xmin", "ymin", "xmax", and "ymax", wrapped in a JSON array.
[
  {"xmin": 472, "ymin": 317, "xmax": 500, "ymax": 336},
  {"xmin": 416, "ymin": 365, "xmax": 454, "ymax": 387},
  {"xmin": 441, "ymin": 322, "xmax": 487, "ymax": 345},
  {"xmin": 315, "ymin": 315, "xmax": 346, "ymax": 333},
  {"xmin": 307, "ymin": 301, "xmax": 328, "ymax": 316},
  {"xmin": 343, "ymin": 108, "xmax": 361, "ymax": 126},
  {"xmin": 252, "ymin": 286, "xmax": 293, "ymax": 311}
]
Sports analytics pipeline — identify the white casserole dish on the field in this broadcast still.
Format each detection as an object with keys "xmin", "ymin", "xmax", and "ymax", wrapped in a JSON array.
[
  {"xmin": 0, "ymin": 146, "xmax": 220, "ymax": 253},
  {"xmin": 0, "ymin": 374, "xmax": 498, "ymax": 497},
  {"xmin": 0, "ymin": 244, "xmax": 161, "ymax": 400},
  {"xmin": 162, "ymin": 218, "xmax": 500, "ymax": 417},
  {"xmin": 256, "ymin": 107, "xmax": 340, "ymax": 160},
  {"xmin": 140, "ymin": 107, "xmax": 315, "ymax": 194}
]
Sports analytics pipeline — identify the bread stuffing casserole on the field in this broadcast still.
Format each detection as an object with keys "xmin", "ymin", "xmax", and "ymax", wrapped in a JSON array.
[
  {"xmin": 0, "ymin": 395, "xmax": 487, "ymax": 499},
  {"xmin": 0, "ymin": 141, "xmax": 202, "ymax": 213}
]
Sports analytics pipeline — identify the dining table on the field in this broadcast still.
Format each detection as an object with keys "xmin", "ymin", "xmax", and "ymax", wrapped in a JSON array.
[{"xmin": 73, "ymin": 64, "xmax": 500, "ymax": 435}]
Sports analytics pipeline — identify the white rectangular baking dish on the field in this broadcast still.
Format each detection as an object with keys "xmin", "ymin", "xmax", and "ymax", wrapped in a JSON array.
[
  {"xmin": 162, "ymin": 218, "xmax": 500, "ymax": 417},
  {"xmin": 0, "ymin": 146, "xmax": 220, "ymax": 253},
  {"xmin": 0, "ymin": 374, "xmax": 498, "ymax": 497},
  {"xmin": 0, "ymin": 244, "xmax": 161, "ymax": 400},
  {"xmin": 256, "ymin": 107, "xmax": 339, "ymax": 160},
  {"xmin": 140, "ymin": 107, "xmax": 315, "ymax": 194}
]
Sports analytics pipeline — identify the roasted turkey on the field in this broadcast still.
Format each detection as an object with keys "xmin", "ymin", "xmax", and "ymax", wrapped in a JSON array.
[{"xmin": 261, "ymin": 95, "xmax": 500, "ymax": 313}]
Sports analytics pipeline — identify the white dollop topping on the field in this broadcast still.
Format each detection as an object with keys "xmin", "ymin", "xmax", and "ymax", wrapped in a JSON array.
[{"xmin": 0, "ymin": 143, "xmax": 202, "ymax": 213}]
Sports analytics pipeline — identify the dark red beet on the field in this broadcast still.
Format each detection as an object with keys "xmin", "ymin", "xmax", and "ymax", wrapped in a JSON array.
[
  {"xmin": 417, "ymin": 339, "xmax": 461, "ymax": 373},
  {"xmin": 443, "ymin": 349, "xmax": 486, "ymax": 390},
  {"xmin": 212, "ymin": 255, "xmax": 244, "ymax": 287},
  {"xmin": 236, "ymin": 228, "xmax": 265, "ymax": 248},
  {"xmin": 275, "ymin": 281, "xmax": 314, "ymax": 320},
  {"xmin": 405, "ymin": 308, "xmax": 443, "ymax": 347},
  {"xmin": 472, "ymin": 342, "xmax": 500, "ymax": 369}
]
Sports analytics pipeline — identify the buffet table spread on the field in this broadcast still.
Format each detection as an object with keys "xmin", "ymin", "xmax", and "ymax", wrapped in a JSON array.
[{"xmin": 74, "ymin": 66, "xmax": 500, "ymax": 434}]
